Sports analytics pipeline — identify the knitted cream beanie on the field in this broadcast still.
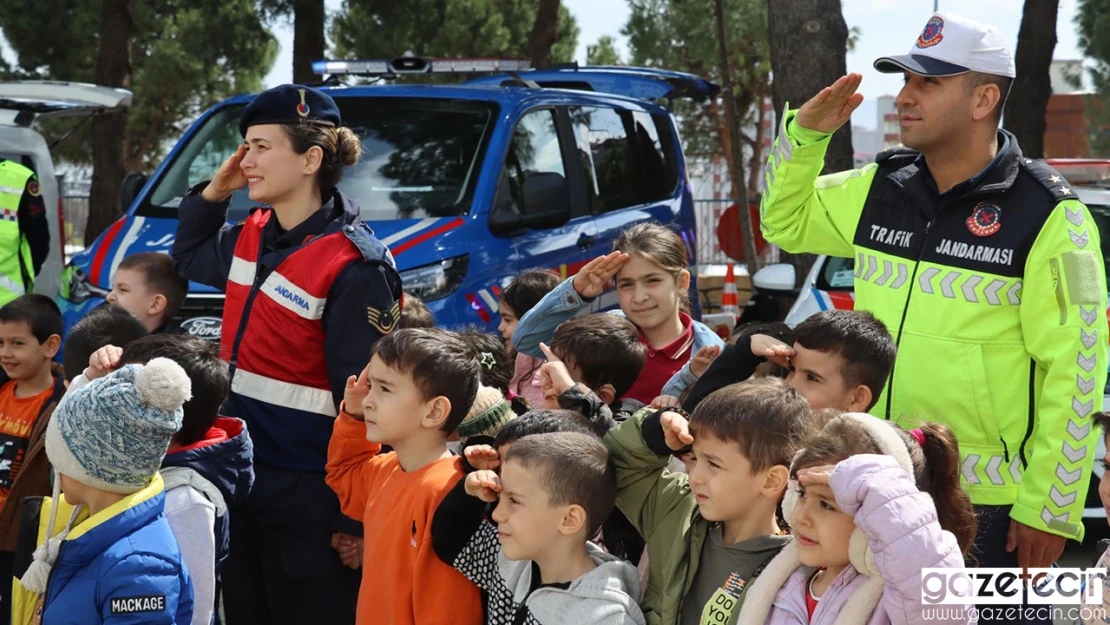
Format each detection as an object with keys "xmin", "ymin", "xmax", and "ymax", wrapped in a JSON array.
[{"xmin": 457, "ymin": 384, "xmax": 516, "ymax": 441}]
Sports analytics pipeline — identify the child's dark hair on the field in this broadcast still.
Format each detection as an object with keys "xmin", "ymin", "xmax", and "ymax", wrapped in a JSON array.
[
  {"xmin": 493, "ymin": 409, "xmax": 599, "ymax": 448},
  {"xmin": 117, "ymin": 253, "xmax": 189, "ymax": 324},
  {"xmin": 500, "ymin": 270, "xmax": 560, "ymax": 319},
  {"xmin": 118, "ymin": 335, "xmax": 230, "ymax": 446},
  {"xmin": 790, "ymin": 418, "xmax": 977, "ymax": 555},
  {"xmin": 792, "ymin": 310, "xmax": 895, "ymax": 409},
  {"xmin": 504, "ymin": 432, "xmax": 617, "ymax": 537},
  {"xmin": 371, "ymin": 328, "xmax": 480, "ymax": 433},
  {"xmin": 399, "ymin": 292, "xmax": 434, "ymax": 329},
  {"xmin": 613, "ymin": 222, "xmax": 691, "ymax": 311},
  {"xmin": 0, "ymin": 294, "xmax": 62, "ymax": 344},
  {"xmin": 456, "ymin": 327, "xmax": 513, "ymax": 397},
  {"xmin": 689, "ymin": 376, "xmax": 814, "ymax": 473},
  {"xmin": 62, "ymin": 304, "xmax": 149, "ymax": 381},
  {"xmin": 550, "ymin": 314, "xmax": 646, "ymax": 399}
]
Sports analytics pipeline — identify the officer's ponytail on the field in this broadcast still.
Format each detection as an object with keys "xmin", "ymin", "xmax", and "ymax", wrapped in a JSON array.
[{"xmin": 282, "ymin": 122, "xmax": 363, "ymax": 190}]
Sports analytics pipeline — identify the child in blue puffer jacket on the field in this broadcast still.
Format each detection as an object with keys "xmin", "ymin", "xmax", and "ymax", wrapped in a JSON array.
[{"xmin": 19, "ymin": 357, "xmax": 195, "ymax": 624}]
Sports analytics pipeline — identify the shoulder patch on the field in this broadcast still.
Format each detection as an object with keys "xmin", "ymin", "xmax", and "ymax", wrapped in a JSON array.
[
  {"xmin": 1020, "ymin": 158, "xmax": 1076, "ymax": 202},
  {"xmin": 875, "ymin": 144, "xmax": 919, "ymax": 165},
  {"xmin": 110, "ymin": 595, "xmax": 166, "ymax": 614},
  {"xmin": 367, "ymin": 301, "xmax": 401, "ymax": 334},
  {"xmin": 25, "ymin": 179, "xmax": 40, "ymax": 198}
]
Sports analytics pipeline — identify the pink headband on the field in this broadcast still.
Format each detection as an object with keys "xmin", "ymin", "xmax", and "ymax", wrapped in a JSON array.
[{"xmin": 909, "ymin": 428, "xmax": 926, "ymax": 446}]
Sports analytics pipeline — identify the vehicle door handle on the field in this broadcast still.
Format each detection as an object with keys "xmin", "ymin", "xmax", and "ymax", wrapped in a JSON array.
[{"xmin": 577, "ymin": 233, "xmax": 595, "ymax": 250}]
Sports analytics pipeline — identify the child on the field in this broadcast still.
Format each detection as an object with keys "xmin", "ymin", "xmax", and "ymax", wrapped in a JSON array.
[
  {"xmin": 499, "ymin": 270, "xmax": 560, "ymax": 407},
  {"xmin": 513, "ymin": 223, "xmax": 725, "ymax": 404},
  {"xmin": 106, "ymin": 252, "xmax": 189, "ymax": 334},
  {"xmin": 457, "ymin": 327, "xmax": 527, "ymax": 414},
  {"xmin": 20, "ymin": 357, "xmax": 195, "ymax": 624},
  {"xmin": 605, "ymin": 376, "xmax": 814, "ymax": 625},
  {"xmin": 683, "ymin": 310, "xmax": 895, "ymax": 414},
  {"xmin": 325, "ymin": 328, "xmax": 483, "ymax": 625},
  {"xmin": 0, "ymin": 295, "xmax": 66, "ymax": 620},
  {"xmin": 103, "ymin": 335, "xmax": 252, "ymax": 625},
  {"xmin": 456, "ymin": 384, "xmax": 518, "ymax": 450},
  {"xmin": 432, "ymin": 432, "xmax": 645, "ymax": 625},
  {"xmin": 399, "ymin": 291, "xmax": 435, "ymax": 329},
  {"xmin": 61, "ymin": 304, "xmax": 148, "ymax": 382},
  {"xmin": 540, "ymin": 313, "xmax": 647, "ymax": 417},
  {"xmin": 735, "ymin": 412, "xmax": 976, "ymax": 625},
  {"xmin": 1081, "ymin": 411, "xmax": 1110, "ymax": 624}
]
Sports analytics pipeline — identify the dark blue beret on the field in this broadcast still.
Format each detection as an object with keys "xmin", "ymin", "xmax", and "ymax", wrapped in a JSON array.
[{"xmin": 239, "ymin": 84, "xmax": 341, "ymax": 137}]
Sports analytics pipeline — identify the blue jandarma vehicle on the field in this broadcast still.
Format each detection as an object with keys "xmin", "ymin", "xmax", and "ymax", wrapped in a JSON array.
[{"xmin": 58, "ymin": 58, "xmax": 718, "ymax": 340}]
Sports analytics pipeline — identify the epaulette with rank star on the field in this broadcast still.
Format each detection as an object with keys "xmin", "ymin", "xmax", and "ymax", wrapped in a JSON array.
[
  {"xmin": 875, "ymin": 143, "xmax": 919, "ymax": 165},
  {"xmin": 1019, "ymin": 157, "xmax": 1077, "ymax": 202}
]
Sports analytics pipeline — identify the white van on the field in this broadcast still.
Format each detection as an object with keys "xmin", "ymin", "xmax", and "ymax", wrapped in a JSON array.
[{"xmin": 0, "ymin": 81, "xmax": 132, "ymax": 296}]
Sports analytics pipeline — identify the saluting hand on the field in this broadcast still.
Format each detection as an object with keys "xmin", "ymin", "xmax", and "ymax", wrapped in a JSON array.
[
  {"xmin": 342, "ymin": 364, "xmax": 370, "ymax": 420},
  {"xmin": 796, "ymin": 74, "xmax": 865, "ymax": 135},
  {"xmin": 572, "ymin": 252, "xmax": 630, "ymax": 300},
  {"xmin": 201, "ymin": 144, "xmax": 249, "ymax": 203}
]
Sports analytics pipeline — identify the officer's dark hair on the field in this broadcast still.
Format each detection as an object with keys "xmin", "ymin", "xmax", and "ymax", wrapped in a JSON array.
[
  {"xmin": 117, "ymin": 252, "xmax": 189, "ymax": 325},
  {"xmin": 370, "ymin": 328, "xmax": 480, "ymax": 433},
  {"xmin": 118, "ymin": 334, "xmax": 230, "ymax": 446},
  {"xmin": 62, "ymin": 304, "xmax": 149, "ymax": 381},
  {"xmin": 549, "ymin": 314, "xmax": 647, "ymax": 400},
  {"xmin": 964, "ymin": 71, "xmax": 1013, "ymax": 125},
  {"xmin": 792, "ymin": 310, "xmax": 896, "ymax": 410},
  {"xmin": 504, "ymin": 432, "xmax": 617, "ymax": 537},
  {"xmin": 281, "ymin": 122, "xmax": 362, "ymax": 190},
  {"xmin": 398, "ymin": 292, "xmax": 434, "ymax": 329},
  {"xmin": 493, "ymin": 409, "xmax": 599, "ymax": 448},
  {"xmin": 0, "ymin": 294, "xmax": 62, "ymax": 344}
]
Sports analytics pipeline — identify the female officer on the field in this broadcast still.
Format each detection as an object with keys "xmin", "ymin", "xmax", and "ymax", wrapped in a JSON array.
[{"xmin": 172, "ymin": 84, "xmax": 402, "ymax": 625}]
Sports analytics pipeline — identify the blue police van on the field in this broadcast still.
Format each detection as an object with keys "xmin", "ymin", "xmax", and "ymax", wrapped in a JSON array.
[{"xmin": 57, "ymin": 59, "xmax": 717, "ymax": 339}]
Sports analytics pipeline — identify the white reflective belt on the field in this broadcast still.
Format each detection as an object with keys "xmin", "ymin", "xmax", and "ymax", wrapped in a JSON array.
[
  {"xmin": 231, "ymin": 368, "xmax": 336, "ymax": 417},
  {"xmin": 228, "ymin": 257, "xmax": 257, "ymax": 287},
  {"xmin": 0, "ymin": 186, "xmax": 22, "ymax": 196}
]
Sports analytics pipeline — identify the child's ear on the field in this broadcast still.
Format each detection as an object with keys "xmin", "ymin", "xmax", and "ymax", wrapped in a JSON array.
[
  {"xmin": 559, "ymin": 504, "xmax": 589, "ymax": 537},
  {"xmin": 762, "ymin": 464, "xmax": 790, "ymax": 499},
  {"xmin": 43, "ymin": 334, "xmax": 61, "ymax": 358},
  {"xmin": 149, "ymin": 294, "xmax": 167, "ymax": 317},
  {"xmin": 596, "ymin": 384, "xmax": 617, "ymax": 406},
  {"xmin": 846, "ymin": 384, "xmax": 873, "ymax": 413},
  {"xmin": 678, "ymin": 269, "xmax": 691, "ymax": 291},
  {"xmin": 422, "ymin": 396, "xmax": 452, "ymax": 430}
]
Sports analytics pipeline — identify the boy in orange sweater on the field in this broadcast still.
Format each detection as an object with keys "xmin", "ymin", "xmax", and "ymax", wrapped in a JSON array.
[{"xmin": 326, "ymin": 327, "xmax": 483, "ymax": 625}]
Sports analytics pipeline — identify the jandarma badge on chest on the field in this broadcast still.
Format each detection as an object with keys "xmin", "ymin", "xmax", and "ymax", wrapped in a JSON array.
[
  {"xmin": 110, "ymin": 595, "xmax": 167, "ymax": 614},
  {"xmin": 967, "ymin": 202, "xmax": 1002, "ymax": 237}
]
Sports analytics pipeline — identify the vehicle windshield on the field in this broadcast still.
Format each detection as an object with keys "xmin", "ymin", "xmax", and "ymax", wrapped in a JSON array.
[{"xmin": 140, "ymin": 97, "xmax": 496, "ymax": 221}]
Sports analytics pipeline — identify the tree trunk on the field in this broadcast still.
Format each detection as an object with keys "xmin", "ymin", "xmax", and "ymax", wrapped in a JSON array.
[
  {"xmin": 1004, "ymin": 0, "xmax": 1059, "ymax": 158},
  {"xmin": 86, "ymin": 0, "xmax": 133, "ymax": 244},
  {"xmin": 527, "ymin": 0, "xmax": 560, "ymax": 69},
  {"xmin": 767, "ymin": 0, "xmax": 851, "ymax": 286},
  {"xmin": 713, "ymin": 0, "xmax": 759, "ymax": 276},
  {"xmin": 293, "ymin": 0, "xmax": 326, "ymax": 85}
]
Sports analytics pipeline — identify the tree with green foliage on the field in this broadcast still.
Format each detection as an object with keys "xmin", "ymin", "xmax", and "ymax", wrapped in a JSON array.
[
  {"xmin": 331, "ymin": 0, "xmax": 578, "ymax": 69},
  {"xmin": 1, "ymin": 0, "xmax": 276, "ymax": 240},
  {"xmin": 1077, "ymin": 0, "xmax": 1110, "ymax": 156},
  {"xmin": 587, "ymin": 36, "xmax": 623, "ymax": 66},
  {"xmin": 260, "ymin": 0, "xmax": 327, "ymax": 85}
]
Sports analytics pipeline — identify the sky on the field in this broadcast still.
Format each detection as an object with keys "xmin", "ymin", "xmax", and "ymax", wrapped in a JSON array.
[{"xmin": 0, "ymin": 0, "xmax": 1088, "ymax": 131}]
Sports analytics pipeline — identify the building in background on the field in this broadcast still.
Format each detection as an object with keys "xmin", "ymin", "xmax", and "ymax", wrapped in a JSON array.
[{"xmin": 1043, "ymin": 59, "xmax": 1093, "ymax": 158}]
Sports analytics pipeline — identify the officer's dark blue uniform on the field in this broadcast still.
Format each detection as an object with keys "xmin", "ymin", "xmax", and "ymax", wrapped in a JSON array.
[{"xmin": 172, "ymin": 85, "xmax": 402, "ymax": 625}]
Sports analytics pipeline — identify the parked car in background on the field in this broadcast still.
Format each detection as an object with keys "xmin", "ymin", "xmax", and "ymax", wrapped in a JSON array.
[{"xmin": 57, "ymin": 58, "xmax": 716, "ymax": 340}]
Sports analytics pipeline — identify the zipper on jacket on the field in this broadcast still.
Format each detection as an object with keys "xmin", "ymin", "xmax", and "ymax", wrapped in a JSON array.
[
  {"xmin": 1017, "ymin": 359, "xmax": 1036, "ymax": 467},
  {"xmin": 227, "ymin": 232, "xmax": 270, "ymax": 373},
  {"xmin": 885, "ymin": 219, "xmax": 934, "ymax": 420},
  {"xmin": 999, "ymin": 437, "xmax": 1010, "ymax": 463}
]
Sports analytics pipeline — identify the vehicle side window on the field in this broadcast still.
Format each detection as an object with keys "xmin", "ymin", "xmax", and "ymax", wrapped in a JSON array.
[
  {"xmin": 569, "ymin": 106, "xmax": 678, "ymax": 213},
  {"xmin": 817, "ymin": 256, "xmax": 855, "ymax": 291},
  {"xmin": 496, "ymin": 108, "xmax": 567, "ymax": 216}
]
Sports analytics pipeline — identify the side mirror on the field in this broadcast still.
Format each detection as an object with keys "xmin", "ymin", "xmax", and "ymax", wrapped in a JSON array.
[
  {"xmin": 489, "ymin": 172, "xmax": 571, "ymax": 236},
  {"xmin": 753, "ymin": 263, "xmax": 796, "ymax": 294},
  {"xmin": 120, "ymin": 172, "xmax": 148, "ymax": 211}
]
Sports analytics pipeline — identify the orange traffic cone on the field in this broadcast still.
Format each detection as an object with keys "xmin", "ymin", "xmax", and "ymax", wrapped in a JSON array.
[{"xmin": 721, "ymin": 263, "xmax": 739, "ymax": 320}]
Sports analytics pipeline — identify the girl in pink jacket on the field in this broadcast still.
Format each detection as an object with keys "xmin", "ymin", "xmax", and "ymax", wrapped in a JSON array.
[
  {"xmin": 498, "ymin": 270, "xmax": 560, "ymax": 409},
  {"xmin": 738, "ymin": 412, "xmax": 977, "ymax": 625}
]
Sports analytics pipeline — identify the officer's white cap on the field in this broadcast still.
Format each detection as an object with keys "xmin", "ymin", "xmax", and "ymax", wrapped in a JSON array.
[{"xmin": 874, "ymin": 12, "xmax": 1016, "ymax": 79}]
